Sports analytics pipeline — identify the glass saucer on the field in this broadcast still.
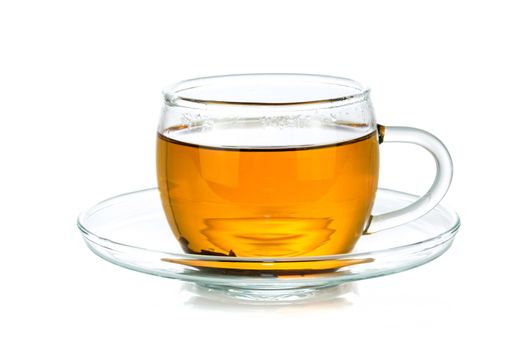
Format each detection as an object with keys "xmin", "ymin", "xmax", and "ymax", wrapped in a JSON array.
[{"xmin": 78, "ymin": 188, "xmax": 460, "ymax": 301}]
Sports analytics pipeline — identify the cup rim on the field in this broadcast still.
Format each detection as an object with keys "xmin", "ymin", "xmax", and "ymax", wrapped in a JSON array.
[{"xmin": 162, "ymin": 73, "xmax": 370, "ymax": 110}]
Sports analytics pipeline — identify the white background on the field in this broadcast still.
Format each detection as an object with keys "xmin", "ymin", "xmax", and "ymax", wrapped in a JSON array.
[{"xmin": 1, "ymin": 1, "xmax": 524, "ymax": 349}]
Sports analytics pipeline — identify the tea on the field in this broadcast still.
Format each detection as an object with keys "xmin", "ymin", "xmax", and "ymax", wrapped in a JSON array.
[{"xmin": 157, "ymin": 122, "xmax": 379, "ymax": 257}]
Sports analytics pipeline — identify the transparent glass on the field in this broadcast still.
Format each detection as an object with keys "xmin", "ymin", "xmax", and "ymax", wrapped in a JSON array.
[
  {"xmin": 77, "ymin": 188, "xmax": 460, "ymax": 300},
  {"xmin": 157, "ymin": 74, "xmax": 453, "ymax": 258}
]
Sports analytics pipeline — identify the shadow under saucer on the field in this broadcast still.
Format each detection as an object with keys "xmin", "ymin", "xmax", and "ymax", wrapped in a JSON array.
[{"xmin": 177, "ymin": 281, "xmax": 358, "ymax": 309}]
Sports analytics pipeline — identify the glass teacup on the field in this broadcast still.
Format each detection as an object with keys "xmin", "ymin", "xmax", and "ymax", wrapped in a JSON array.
[{"xmin": 157, "ymin": 74, "xmax": 452, "ymax": 258}]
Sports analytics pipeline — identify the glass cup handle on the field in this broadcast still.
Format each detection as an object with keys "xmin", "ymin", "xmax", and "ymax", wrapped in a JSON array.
[{"xmin": 366, "ymin": 125, "xmax": 453, "ymax": 233}]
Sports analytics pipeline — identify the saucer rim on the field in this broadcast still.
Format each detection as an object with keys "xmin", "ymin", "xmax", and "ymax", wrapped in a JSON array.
[{"xmin": 77, "ymin": 187, "xmax": 461, "ymax": 263}]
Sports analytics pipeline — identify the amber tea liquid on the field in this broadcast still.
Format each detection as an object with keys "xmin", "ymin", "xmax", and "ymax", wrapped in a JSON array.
[{"xmin": 157, "ymin": 123, "xmax": 379, "ymax": 257}]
